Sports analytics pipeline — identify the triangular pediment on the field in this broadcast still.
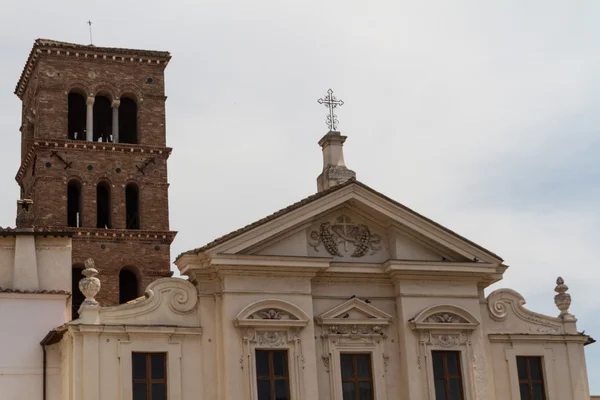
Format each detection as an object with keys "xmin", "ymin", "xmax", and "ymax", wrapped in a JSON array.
[
  {"xmin": 315, "ymin": 297, "xmax": 393, "ymax": 326},
  {"xmin": 177, "ymin": 181, "xmax": 503, "ymax": 266}
]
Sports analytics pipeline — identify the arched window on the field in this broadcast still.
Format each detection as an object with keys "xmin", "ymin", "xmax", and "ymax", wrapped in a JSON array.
[
  {"xmin": 71, "ymin": 265, "xmax": 85, "ymax": 319},
  {"xmin": 96, "ymin": 181, "xmax": 111, "ymax": 229},
  {"xmin": 67, "ymin": 180, "xmax": 82, "ymax": 227},
  {"xmin": 125, "ymin": 183, "xmax": 140, "ymax": 229},
  {"xmin": 93, "ymin": 95, "xmax": 112, "ymax": 142},
  {"xmin": 119, "ymin": 268, "xmax": 139, "ymax": 304},
  {"xmin": 119, "ymin": 97, "xmax": 138, "ymax": 144},
  {"xmin": 68, "ymin": 92, "xmax": 87, "ymax": 140}
]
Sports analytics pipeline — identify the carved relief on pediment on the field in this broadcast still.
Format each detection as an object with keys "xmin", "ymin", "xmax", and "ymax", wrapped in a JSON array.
[{"xmin": 309, "ymin": 214, "xmax": 382, "ymax": 258}]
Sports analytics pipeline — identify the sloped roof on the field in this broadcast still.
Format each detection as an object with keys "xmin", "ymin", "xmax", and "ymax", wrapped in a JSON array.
[
  {"xmin": 15, "ymin": 38, "xmax": 171, "ymax": 99},
  {"xmin": 176, "ymin": 179, "xmax": 503, "ymax": 262}
]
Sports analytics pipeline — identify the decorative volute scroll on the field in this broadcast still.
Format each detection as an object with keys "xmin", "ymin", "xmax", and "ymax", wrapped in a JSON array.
[
  {"xmin": 316, "ymin": 297, "xmax": 392, "ymax": 336},
  {"xmin": 486, "ymin": 288, "xmax": 564, "ymax": 333},
  {"xmin": 234, "ymin": 299, "xmax": 310, "ymax": 329},
  {"xmin": 99, "ymin": 278, "xmax": 199, "ymax": 326},
  {"xmin": 409, "ymin": 304, "xmax": 479, "ymax": 331},
  {"xmin": 78, "ymin": 258, "xmax": 101, "ymax": 310},
  {"xmin": 309, "ymin": 214, "xmax": 381, "ymax": 258}
]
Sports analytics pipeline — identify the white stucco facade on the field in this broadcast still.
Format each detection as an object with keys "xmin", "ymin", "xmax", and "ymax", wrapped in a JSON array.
[{"xmin": 47, "ymin": 177, "xmax": 592, "ymax": 400}]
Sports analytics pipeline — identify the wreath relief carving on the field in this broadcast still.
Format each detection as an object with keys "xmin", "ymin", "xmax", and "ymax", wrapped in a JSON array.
[{"xmin": 310, "ymin": 214, "xmax": 381, "ymax": 257}]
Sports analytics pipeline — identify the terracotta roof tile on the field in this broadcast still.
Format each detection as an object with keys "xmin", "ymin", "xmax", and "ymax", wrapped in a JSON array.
[
  {"xmin": 176, "ymin": 179, "xmax": 503, "ymax": 262},
  {"xmin": 0, "ymin": 287, "xmax": 70, "ymax": 295}
]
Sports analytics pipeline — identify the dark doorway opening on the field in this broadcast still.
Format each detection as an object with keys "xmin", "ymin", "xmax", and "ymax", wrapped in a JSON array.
[
  {"xmin": 96, "ymin": 181, "xmax": 111, "ymax": 228},
  {"xmin": 119, "ymin": 97, "xmax": 138, "ymax": 144},
  {"xmin": 119, "ymin": 269, "xmax": 138, "ymax": 304},
  {"xmin": 71, "ymin": 266, "xmax": 85, "ymax": 319},
  {"xmin": 68, "ymin": 93, "xmax": 87, "ymax": 140},
  {"xmin": 67, "ymin": 180, "xmax": 82, "ymax": 227},
  {"xmin": 93, "ymin": 95, "xmax": 112, "ymax": 142},
  {"xmin": 126, "ymin": 184, "xmax": 140, "ymax": 229}
]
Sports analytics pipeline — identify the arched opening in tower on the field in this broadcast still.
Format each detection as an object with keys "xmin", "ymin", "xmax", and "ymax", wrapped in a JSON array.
[
  {"xmin": 119, "ymin": 268, "xmax": 139, "ymax": 304},
  {"xmin": 125, "ymin": 183, "xmax": 140, "ymax": 229},
  {"xmin": 71, "ymin": 265, "xmax": 85, "ymax": 319},
  {"xmin": 68, "ymin": 92, "xmax": 87, "ymax": 140},
  {"xmin": 119, "ymin": 97, "xmax": 138, "ymax": 144},
  {"xmin": 96, "ymin": 181, "xmax": 111, "ymax": 229},
  {"xmin": 93, "ymin": 95, "xmax": 112, "ymax": 142},
  {"xmin": 67, "ymin": 180, "xmax": 82, "ymax": 227}
]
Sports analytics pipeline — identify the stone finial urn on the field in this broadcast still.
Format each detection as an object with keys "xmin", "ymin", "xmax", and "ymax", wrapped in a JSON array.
[
  {"xmin": 554, "ymin": 276, "xmax": 572, "ymax": 317},
  {"xmin": 79, "ymin": 258, "xmax": 101, "ymax": 309}
]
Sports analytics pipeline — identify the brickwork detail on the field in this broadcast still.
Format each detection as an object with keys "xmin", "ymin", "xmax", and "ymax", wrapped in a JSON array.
[{"xmin": 15, "ymin": 40, "xmax": 176, "ymax": 306}]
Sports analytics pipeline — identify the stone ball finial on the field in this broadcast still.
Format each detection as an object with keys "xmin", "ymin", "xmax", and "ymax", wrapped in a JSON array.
[
  {"xmin": 554, "ymin": 276, "xmax": 572, "ymax": 317},
  {"xmin": 78, "ymin": 258, "xmax": 101, "ymax": 311}
]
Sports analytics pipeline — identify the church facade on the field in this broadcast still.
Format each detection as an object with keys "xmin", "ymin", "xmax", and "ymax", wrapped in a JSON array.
[{"xmin": 0, "ymin": 40, "xmax": 594, "ymax": 400}]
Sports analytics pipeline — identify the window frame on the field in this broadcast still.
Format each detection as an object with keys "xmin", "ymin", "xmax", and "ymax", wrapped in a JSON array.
[
  {"xmin": 431, "ymin": 350, "xmax": 464, "ymax": 400},
  {"xmin": 503, "ymin": 346, "xmax": 555, "ymax": 400},
  {"xmin": 255, "ymin": 349, "xmax": 291, "ymax": 400},
  {"xmin": 132, "ymin": 352, "xmax": 168, "ymax": 400},
  {"xmin": 340, "ymin": 353, "xmax": 375, "ymax": 400},
  {"xmin": 516, "ymin": 356, "xmax": 547, "ymax": 400}
]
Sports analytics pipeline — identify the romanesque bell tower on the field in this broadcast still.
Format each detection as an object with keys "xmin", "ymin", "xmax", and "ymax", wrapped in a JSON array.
[{"xmin": 14, "ymin": 39, "xmax": 176, "ymax": 310}]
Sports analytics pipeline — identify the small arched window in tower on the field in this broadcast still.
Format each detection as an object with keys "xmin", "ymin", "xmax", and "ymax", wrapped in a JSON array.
[
  {"xmin": 67, "ymin": 180, "xmax": 82, "ymax": 227},
  {"xmin": 96, "ymin": 181, "xmax": 111, "ymax": 229},
  {"xmin": 71, "ymin": 265, "xmax": 85, "ymax": 319},
  {"xmin": 119, "ymin": 96, "xmax": 138, "ymax": 144},
  {"xmin": 119, "ymin": 267, "xmax": 139, "ymax": 304},
  {"xmin": 93, "ymin": 95, "xmax": 112, "ymax": 142},
  {"xmin": 68, "ymin": 92, "xmax": 87, "ymax": 140},
  {"xmin": 125, "ymin": 183, "xmax": 140, "ymax": 229}
]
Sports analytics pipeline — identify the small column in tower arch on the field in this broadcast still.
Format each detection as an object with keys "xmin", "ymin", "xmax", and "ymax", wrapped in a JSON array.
[
  {"xmin": 111, "ymin": 99, "xmax": 120, "ymax": 143},
  {"xmin": 86, "ymin": 96, "xmax": 94, "ymax": 142}
]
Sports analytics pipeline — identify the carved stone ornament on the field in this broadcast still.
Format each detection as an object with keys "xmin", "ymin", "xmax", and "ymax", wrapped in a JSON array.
[
  {"xmin": 78, "ymin": 258, "xmax": 101, "ymax": 309},
  {"xmin": 328, "ymin": 324, "xmax": 383, "ymax": 336},
  {"xmin": 309, "ymin": 214, "xmax": 381, "ymax": 257},
  {"xmin": 425, "ymin": 313, "xmax": 467, "ymax": 324},
  {"xmin": 248, "ymin": 308, "xmax": 296, "ymax": 320},
  {"xmin": 554, "ymin": 276, "xmax": 572, "ymax": 317},
  {"xmin": 431, "ymin": 334, "xmax": 464, "ymax": 349}
]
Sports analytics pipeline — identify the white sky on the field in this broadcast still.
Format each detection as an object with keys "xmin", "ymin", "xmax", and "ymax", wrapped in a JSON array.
[{"xmin": 1, "ymin": 0, "xmax": 598, "ymax": 392}]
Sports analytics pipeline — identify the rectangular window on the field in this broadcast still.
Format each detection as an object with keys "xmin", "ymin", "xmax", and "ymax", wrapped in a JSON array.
[
  {"xmin": 517, "ymin": 356, "xmax": 546, "ymax": 400},
  {"xmin": 432, "ymin": 351, "xmax": 464, "ymax": 400},
  {"xmin": 340, "ymin": 353, "xmax": 374, "ymax": 400},
  {"xmin": 132, "ymin": 353, "xmax": 167, "ymax": 400},
  {"xmin": 255, "ymin": 350, "xmax": 290, "ymax": 400}
]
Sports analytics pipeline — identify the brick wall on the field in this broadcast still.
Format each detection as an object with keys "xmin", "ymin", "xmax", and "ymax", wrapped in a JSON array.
[{"xmin": 15, "ymin": 42, "xmax": 175, "ymax": 306}]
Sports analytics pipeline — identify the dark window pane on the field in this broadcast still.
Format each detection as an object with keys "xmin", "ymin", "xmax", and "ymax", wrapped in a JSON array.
[
  {"xmin": 446, "ymin": 352, "xmax": 459, "ymax": 376},
  {"xmin": 151, "ymin": 354, "xmax": 165, "ymax": 379},
  {"xmin": 133, "ymin": 383, "xmax": 147, "ymax": 400},
  {"xmin": 257, "ymin": 379, "xmax": 271, "ymax": 400},
  {"xmin": 529, "ymin": 358, "xmax": 542, "ymax": 380},
  {"xmin": 356, "ymin": 355, "xmax": 371, "ymax": 379},
  {"xmin": 533, "ymin": 384, "xmax": 545, "ymax": 400},
  {"xmin": 275, "ymin": 379, "xmax": 289, "ymax": 400},
  {"xmin": 152, "ymin": 383, "xmax": 166, "ymax": 400},
  {"xmin": 433, "ymin": 352, "xmax": 444, "ymax": 379},
  {"xmin": 341, "ymin": 354, "xmax": 354, "ymax": 379},
  {"xmin": 256, "ymin": 351, "xmax": 269, "ymax": 377},
  {"xmin": 434, "ymin": 380, "xmax": 447, "ymax": 400},
  {"xmin": 449, "ymin": 379, "xmax": 463, "ymax": 400},
  {"xmin": 519, "ymin": 383, "xmax": 531, "ymax": 400},
  {"xmin": 272, "ymin": 351, "xmax": 287, "ymax": 377},
  {"xmin": 342, "ymin": 381, "xmax": 355, "ymax": 400},
  {"xmin": 517, "ymin": 357, "xmax": 527, "ymax": 379},
  {"xmin": 132, "ymin": 354, "xmax": 147, "ymax": 379},
  {"xmin": 359, "ymin": 381, "xmax": 373, "ymax": 400}
]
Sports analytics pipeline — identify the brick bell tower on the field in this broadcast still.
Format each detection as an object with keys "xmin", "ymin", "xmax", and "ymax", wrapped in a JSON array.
[{"xmin": 14, "ymin": 39, "xmax": 176, "ymax": 311}]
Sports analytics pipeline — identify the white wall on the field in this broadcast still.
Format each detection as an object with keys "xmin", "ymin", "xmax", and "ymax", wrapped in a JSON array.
[{"xmin": 0, "ymin": 295, "xmax": 68, "ymax": 400}]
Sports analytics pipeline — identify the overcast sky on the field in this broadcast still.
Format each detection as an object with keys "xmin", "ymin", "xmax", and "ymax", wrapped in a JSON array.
[{"xmin": 1, "ymin": 0, "xmax": 599, "ymax": 391}]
